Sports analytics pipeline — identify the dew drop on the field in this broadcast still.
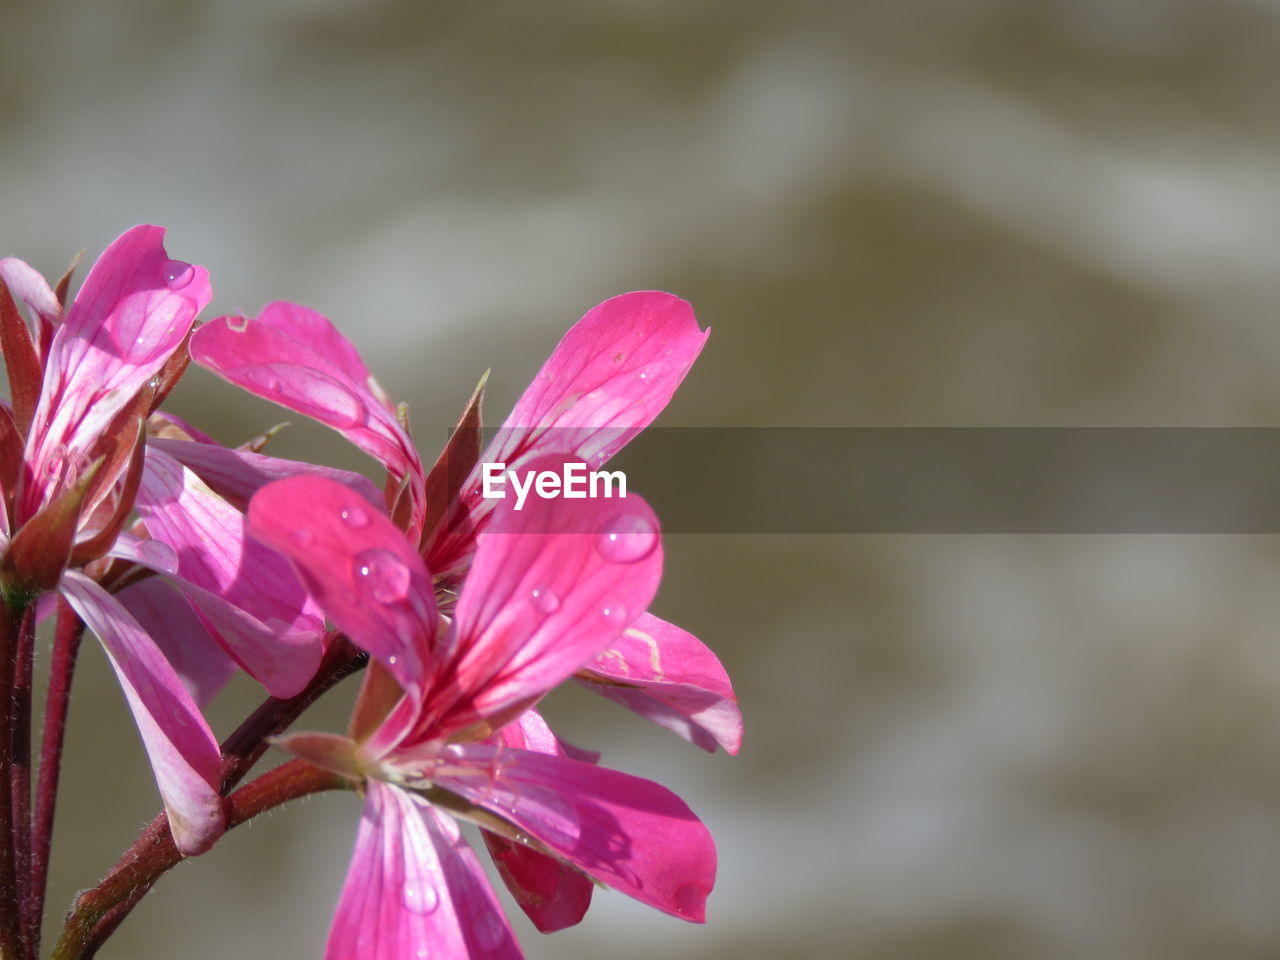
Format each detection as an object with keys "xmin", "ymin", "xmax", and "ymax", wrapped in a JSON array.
[
  {"xmin": 601, "ymin": 604, "xmax": 628, "ymax": 624},
  {"xmin": 161, "ymin": 259, "xmax": 194, "ymax": 289},
  {"xmin": 351, "ymin": 548, "xmax": 411, "ymax": 603},
  {"xmin": 291, "ymin": 528, "xmax": 316, "ymax": 547},
  {"xmin": 225, "ymin": 315, "xmax": 250, "ymax": 333},
  {"xmin": 530, "ymin": 586, "xmax": 560, "ymax": 614},
  {"xmin": 595, "ymin": 513, "xmax": 658, "ymax": 564},
  {"xmin": 673, "ymin": 882, "xmax": 707, "ymax": 919},
  {"xmin": 340, "ymin": 505, "xmax": 370, "ymax": 528},
  {"xmin": 401, "ymin": 878, "xmax": 439, "ymax": 915},
  {"xmin": 612, "ymin": 352, "xmax": 625, "ymax": 363},
  {"xmin": 388, "ymin": 655, "xmax": 398, "ymax": 665}
]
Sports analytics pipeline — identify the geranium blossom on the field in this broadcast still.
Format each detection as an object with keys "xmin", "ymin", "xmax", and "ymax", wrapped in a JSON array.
[
  {"xmin": 191, "ymin": 294, "xmax": 742, "ymax": 755},
  {"xmin": 0, "ymin": 226, "xmax": 224, "ymax": 853},
  {"xmin": 249, "ymin": 470, "xmax": 716, "ymax": 958}
]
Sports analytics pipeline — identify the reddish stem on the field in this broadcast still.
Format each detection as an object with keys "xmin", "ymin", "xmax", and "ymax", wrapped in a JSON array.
[
  {"xmin": 73, "ymin": 637, "xmax": 364, "ymax": 955},
  {"xmin": 51, "ymin": 760, "xmax": 347, "ymax": 960},
  {"xmin": 0, "ymin": 600, "xmax": 28, "ymax": 959},
  {"xmin": 8, "ymin": 606, "xmax": 33, "ymax": 956},
  {"xmin": 29, "ymin": 600, "xmax": 84, "ymax": 954}
]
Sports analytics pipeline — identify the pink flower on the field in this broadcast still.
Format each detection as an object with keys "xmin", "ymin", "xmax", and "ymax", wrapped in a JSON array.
[
  {"xmin": 249, "ymin": 471, "xmax": 716, "ymax": 958},
  {"xmin": 192, "ymin": 293, "xmax": 741, "ymax": 755},
  {"xmin": 0, "ymin": 226, "xmax": 224, "ymax": 853}
]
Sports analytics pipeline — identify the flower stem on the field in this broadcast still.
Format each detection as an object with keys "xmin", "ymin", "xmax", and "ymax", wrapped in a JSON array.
[
  {"xmin": 50, "ymin": 760, "xmax": 348, "ymax": 960},
  {"xmin": 0, "ymin": 597, "xmax": 32, "ymax": 960},
  {"xmin": 29, "ymin": 600, "xmax": 84, "ymax": 955},
  {"xmin": 8, "ymin": 605, "xmax": 33, "ymax": 957},
  {"xmin": 61, "ymin": 636, "xmax": 364, "ymax": 957}
]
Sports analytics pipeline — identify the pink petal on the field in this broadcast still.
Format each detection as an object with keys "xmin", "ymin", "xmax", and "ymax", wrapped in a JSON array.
[
  {"xmin": 190, "ymin": 302, "xmax": 424, "ymax": 528},
  {"xmin": 425, "ymin": 472, "xmax": 663, "ymax": 734},
  {"xmin": 116, "ymin": 578, "xmax": 238, "ymax": 706},
  {"xmin": 326, "ymin": 780, "xmax": 519, "ymax": 960},
  {"xmin": 247, "ymin": 475, "xmax": 436, "ymax": 698},
  {"xmin": 59, "ymin": 571, "xmax": 224, "ymax": 855},
  {"xmin": 0, "ymin": 257, "xmax": 60, "ymax": 332},
  {"xmin": 427, "ymin": 292, "xmax": 707, "ymax": 579},
  {"xmin": 149, "ymin": 437, "xmax": 382, "ymax": 512},
  {"xmin": 484, "ymin": 710, "xmax": 594, "ymax": 932},
  {"xmin": 23, "ymin": 226, "xmax": 210, "ymax": 519},
  {"xmin": 496, "ymin": 292, "xmax": 709, "ymax": 463},
  {"xmin": 434, "ymin": 744, "xmax": 715, "ymax": 922},
  {"xmin": 579, "ymin": 613, "xmax": 742, "ymax": 754},
  {"xmin": 136, "ymin": 448, "xmax": 325, "ymax": 698}
]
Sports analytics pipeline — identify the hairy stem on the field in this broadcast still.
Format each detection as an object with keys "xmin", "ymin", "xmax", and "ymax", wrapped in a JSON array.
[
  {"xmin": 66, "ymin": 636, "xmax": 364, "ymax": 956},
  {"xmin": 0, "ymin": 598, "xmax": 31, "ymax": 960},
  {"xmin": 29, "ymin": 601, "xmax": 85, "ymax": 955},
  {"xmin": 51, "ymin": 761, "xmax": 348, "ymax": 960},
  {"xmin": 8, "ymin": 606, "xmax": 33, "ymax": 957}
]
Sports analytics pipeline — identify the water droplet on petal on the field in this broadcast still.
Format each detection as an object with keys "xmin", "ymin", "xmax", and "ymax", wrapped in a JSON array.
[
  {"xmin": 602, "ymin": 604, "xmax": 628, "ymax": 624},
  {"xmin": 401, "ymin": 878, "xmax": 439, "ymax": 915},
  {"xmin": 225, "ymin": 315, "xmax": 250, "ymax": 333},
  {"xmin": 351, "ymin": 548, "xmax": 411, "ymax": 603},
  {"xmin": 340, "ymin": 505, "xmax": 370, "ymax": 528},
  {"xmin": 291, "ymin": 528, "xmax": 316, "ymax": 547},
  {"xmin": 595, "ymin": 513, "xmax": 658, "ymax": 564},
  {"xmin": 673, "ymin": 882, "xmax": 708, "ymax": 919},
  {"xmin": 161, "ymin": 259, "xmax": 194, "ymax": 289},
  {"xmin": 530, "ymin": 587, "xmax": 560, "ymax": 614},
  {"xmin": 387, "ymin": 655, "xmax": 398, "ymax": 665}
]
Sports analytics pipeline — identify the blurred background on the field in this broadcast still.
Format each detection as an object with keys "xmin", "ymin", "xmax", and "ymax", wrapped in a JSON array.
[{"xmin": 7, "ymin": 1, "xmax": 1280, "ymax": 957}]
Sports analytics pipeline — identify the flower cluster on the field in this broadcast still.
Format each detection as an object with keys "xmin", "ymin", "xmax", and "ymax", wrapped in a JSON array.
[{"xmin": 0, "ymin": 226, "xmax": 740, "ymax": 960}]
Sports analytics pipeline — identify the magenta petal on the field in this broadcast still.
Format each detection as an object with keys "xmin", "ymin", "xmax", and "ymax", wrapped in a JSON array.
[
  {"xmin": 149, "ymin": 437, "xmax": 382, "ymax": 511},
  {"xmin": 580, "ymin": 613, "xmax": 742, "ymax": 754},
  {"xmin": 190, "ymin": 302, "xmax": 424, "ymax": 523},
  {"xmin": 434, "ymin": 744, "xmax": 715, "ymax": 922},
  {"xmin": 248, "ymin": 476, "xmax": 437, "ymax": 696},
  {"xmin": 433, "ymin": 475, "xmax": 663, "ymax": 729},
  {"xmin": 326, "ymin": 781, "xmax": 520, "ymax": 960},
  {"xmin": 59, "ymin": 571, "xmax": 224, "ymax": 855},
  {"xmin": 24, "ymin": 226, "xmax": 210, "ymax": 517},
  {"xmin": 485, "ymin": 710, "xmax": 594, "ymax": 932},
  {"xmin": 427, "ymin": 292, "xmax": 707, "ymax": 580},
  {"xmin": 136, "ymin": 448, "xmax": 325, "ymax": 697},
  {"xmin": 495, "ymin": 291, "xmax": 709, "ymax": 464},
  {"xmin": 116, "ymin": 578, "xmax": 238, "ymax": 706}
]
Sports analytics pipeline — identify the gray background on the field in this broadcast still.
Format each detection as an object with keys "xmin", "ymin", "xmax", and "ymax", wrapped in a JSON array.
[{"xmin": 8, "ymin": 1, "xmax": 1280, "ymax": 957}]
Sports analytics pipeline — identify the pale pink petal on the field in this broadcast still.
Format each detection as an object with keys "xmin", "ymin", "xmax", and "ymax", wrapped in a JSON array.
[
  {"xmin": 149, "ymin": 437, "xmax": 381, "ymax": 511},
  {"xmin": 247, "ymin": 476, "xmax": 436, "ymax": 697},
  {"xmin": 326, "ymin": 780, "xmax": 519, "ymax": 960},
  {"xmin": 434, "ymin": 744, "xmax": 715, "ymax": 922},
  {"xmin": 135, "ymin": 448, "xmax": 325, "ymax": 697},
  {"xmin": 484, "ymin": 710, "xmax": 594, "ymax": 932},
  {"xmin": 23, "ymin": 226, "xmax": 210, "ymax": 519},
  {"xmin": 579, "ymin": 613, "xmax": 742, "ymax": 754},
  {"xmin": 116, "ymin": 578, "xmax": 238, "ymax": 706},
  {"xmin": 427, "ymin": 292, "xmax": 706, "ymax": 578},
  {"xmin": 425, "ymin": 474, "xmax": 663, "ymax": 734},
  {"xmin": 190, "ymin": 302, "xmax": 424, "ymax": 527},
  {"xmin": 59, "ymin": 571, "xmax": 224, "ymax": 855},
  {"xmin": 0, "ymin": 257, "xmax": 60, "ymax": 333}
]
